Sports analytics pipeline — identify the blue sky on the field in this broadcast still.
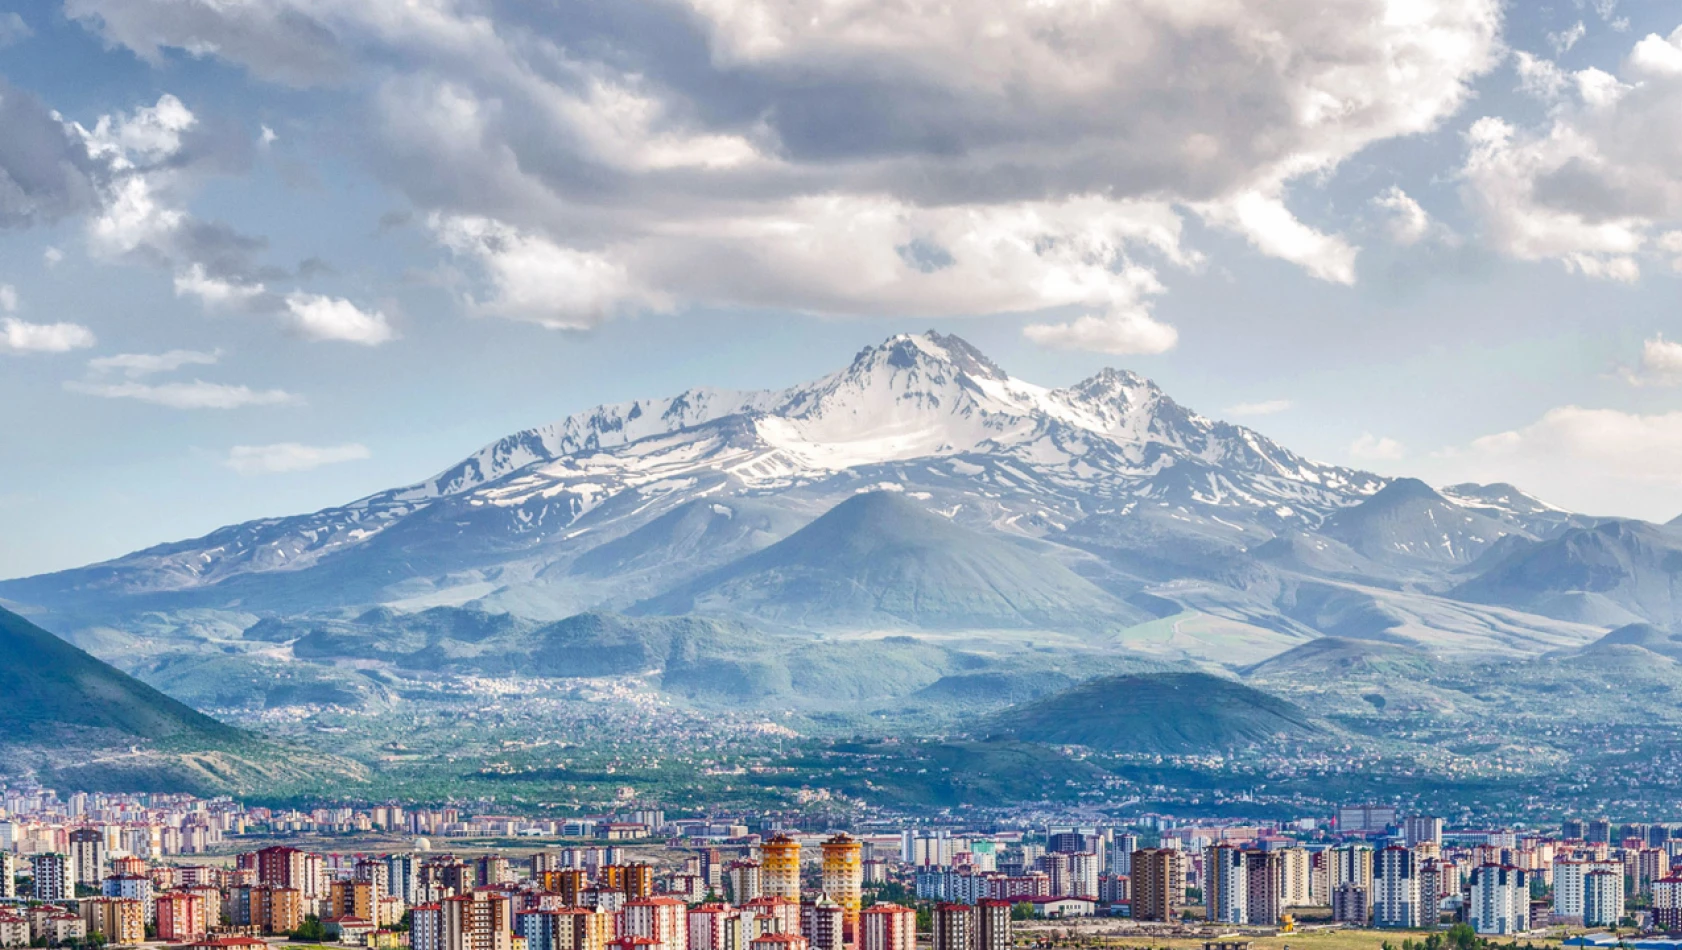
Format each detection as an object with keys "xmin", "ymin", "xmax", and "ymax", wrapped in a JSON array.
[{"xmin": 5, "ymin": 0, "xmax": 1682, "ymax": 578}]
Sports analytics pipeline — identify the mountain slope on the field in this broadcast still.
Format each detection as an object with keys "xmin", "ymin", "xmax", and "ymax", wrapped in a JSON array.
[
  {"xmin": 985, "ymin": 671, "xmax": 1320, "ymax": 753},
  {"xmin": 0, "ymin": 605, "xmax": 242, "ymax": 744},
  {"xmin": 1451, "ymin": 520, "xmax": 1682, "ymax": 626},
  {"xmin": 0, "ymin": 607, "xmax": 366, "ymax": 795},
  {"xmin": 568, "ymin": 497, "xmax": 808, "ymax": 589},
  {"xmin": 1242, "ymin": 636, "xmax": 1438, "ymax": 678},
  {"xmin": 1320, "ymin": 478, "xmax": 1523, "ymax": 568},
  {"xmin": 633, "ymin": 491, "xmax": 1138, "ymax": 630},
  {"xmin": 1568, "ymin": 622, "xmax": 1682, "ymax": 662}
]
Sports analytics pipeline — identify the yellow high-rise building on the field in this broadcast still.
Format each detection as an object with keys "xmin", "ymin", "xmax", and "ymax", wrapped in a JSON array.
[
  {"xmin": 820, "ymin": 834, "xmax": 863, "ymax": 938},
  {"xmin": 761, "ymin": 835, "xmax": 802, "ymax": 901}
]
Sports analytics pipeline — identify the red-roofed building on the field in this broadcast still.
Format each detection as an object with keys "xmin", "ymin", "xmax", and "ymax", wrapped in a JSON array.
[
  {"xmin": 748, "ymin": 934, "xmax": 808, "ymax": 950},
  {"xmin": 624, "ymin": 897, "xmax": 686, "ymax": 950},
  {"xmin": 445, "ymin": 893, "xmax": 513, "ymax": 950},
  {"xmin": 326, "ymin": 916, "xmax": 377, "ymax": 943},
  {"xmin": 686, "ymin": 903, "xmax": 742, "ymax": 950},
  {"xmin": 740, "ymin": 897, "xmax": 798, "ymax": 937},
  {"xmin": 1655, "ymin": 876, "xmax": 1682, "ymax": 932},
  {"xmin": 179, "ymin": 937, "xmax": 266, "ymax": 950},
  {"xmin": 858, "ymin": 904, "xmax": 913, "ymax": 950},
  {"xmin": 157, "ymin": 891, "xmax": 208, "ymax": 943},
  {"xmin": 0, "ymin": 912, "xmax": 28, "ymax": 949},
  {"xmin": 413, "ymin": 904, "xmax": 445, "ymax": 950}
]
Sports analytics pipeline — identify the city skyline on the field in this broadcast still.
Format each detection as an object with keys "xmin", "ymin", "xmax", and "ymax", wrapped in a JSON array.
[
  {"xmin": 6, "ymin": 782, "xmax": 1682, "ymax": 946},
  {"xmin": 15, "ymin": 9, "xmax": 1682, "ymax": 948}
]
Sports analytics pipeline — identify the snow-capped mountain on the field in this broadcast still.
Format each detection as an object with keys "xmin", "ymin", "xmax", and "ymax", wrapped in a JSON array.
[
  {"xmin": 2, "ymin": 331, "xmax": 1639, "ymax": 676},
  {"xmin": 7, "ymin": 332, "xmax": 1389, "ymax": 602}
]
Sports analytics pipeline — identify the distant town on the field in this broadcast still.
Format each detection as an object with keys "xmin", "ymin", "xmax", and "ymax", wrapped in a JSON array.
[{"xmin": 0, "ymin": 787, "xmax": 1676, "ymax": 950}]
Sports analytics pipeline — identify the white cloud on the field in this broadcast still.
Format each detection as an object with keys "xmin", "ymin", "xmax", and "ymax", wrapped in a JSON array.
[
  {"xmin": 259, "ymin": 125, "xmax": 277, "ymax": 146},
  {"xmin": 1632, "ymin": 27, "xmax": 1682, "ymax": 77},
  {"xmin": 1225, "ymin": 399, "xmax": 1294, "ymax": 417},
  {"xmin": 1661, "ymin": 231, "xmax": 1682, "ymax": 271},
  {"xmin": 173, "ymin": 263, "xmax": 265, "ymax": 307},
  {"xmin": 1514, "ymin": 51, "xmax": 1569, "ymax": 102},
  {"xmin": 224, "ymin": 442, "xmax": 370, "ymax": 475},
  {"xmin": 85, "ymin": 151, "xmax": 186, "ymax": 259},
  {"xmin": 0, "ymin": 286, "xmax": 97, "ymax": 353},
  {"xmin": 62, "ymin": 0, "xmax": 1503, "ymax": 350},
  {"xmin": 1642, "ymin": 336, "xmax": 1682, "ymax": 376},
  {"xmin": 0, "ymin": 12, "xmax": 31, "ymax": 48},
  {"xmin": 1461, "ymin": 34, "xmax": 1682, "ymax": 279},
  {"xmin": 87, "ymin": 348, "xmax": 221, "ymax": 378},
  {"xmin": 81, "ymin": 93, "xmax": 196, "ymax": 164},
  {"xmin": 1618, "ymin": 335, "xmax": 1682, "ymax": 387},
  {"xmin": 1199, "ymin": 191, "xmax": 1358, "ymax": 284},
  {"xmin": 68, "ymin": 348, "xmax": 294, "ymax": 409},
  {"xmin": 1581, "ymin": 0, "xmax": 1627, "ymax": 32},
  {"xmin": 8, "ymin": 90, "xmax": 314, "ymax": 346},
  {"xmin": 1372, "ymin": 187, "xmax": 1431, "ymax": 246},
  {"xmin": 282, "ymin": 292, "xmax": 395, "ymax": 345},
  {"xmin": 1549, "ymin": 21, "xmax": 1586, "ymax": 55},
  {"xmin": 1, "ymin": 318, "xmax": 97, "ymax": 354},
  {"xmin": 1460, "ymin": 117, "xmax": 1645, "ymax": 280},
  {"xmin": 1351, "ymin": 433, "xmax": 1406, "ymax": 461},
  {"xmin": 1022, "ymin": 310, "xmax": 1179, "ymax": 356},
  {"xmin": 1454, "ymin": 405, "xmax": 1682, "ymax": 516},
  {"xmin": 430, "ymin": 214, "xmax": 664, "ymax": 329},
  {"xmin": 64, "ymin": 378, "xmax": 298, "ymax": 409},
  {"xmin": 434, "ymin": 196, "xmax": 1196, "ymax": 341}
]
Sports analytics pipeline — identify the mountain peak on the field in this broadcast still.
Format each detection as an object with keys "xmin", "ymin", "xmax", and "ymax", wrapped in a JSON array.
[
  {"xmin": 1068, "ymin": 366, "xmax": 1162, "ymax": 405},
  {"xmin": 1443, "ymin": 482, "xmax": 1560, "ymax": 516},
  {"xmin": 855, "ymin": 331, "xmax": 1008, "ymax": 382},
  {"xmin": 1367, "ymin": 477, "xmax": 1445, "ymax": 506}
]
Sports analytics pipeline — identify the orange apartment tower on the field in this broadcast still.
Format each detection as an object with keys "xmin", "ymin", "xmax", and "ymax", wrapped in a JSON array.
[
  {"xmin": 820, "ymin": 835, "xmax": 863, "ymax": 940},
  {"xmin": 761, "ymin": 836, "xmax": 802, "ymax": 902}
]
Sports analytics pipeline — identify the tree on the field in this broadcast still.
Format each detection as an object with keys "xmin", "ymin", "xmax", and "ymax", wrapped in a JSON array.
[
  {"xmin": 291, "ymin": 916, "xmax": 328, "ymax": 941},
  {"xmin": 1011, "ymin": 902, "xmax": 1034, "ymax": 921},
  {"xmin": 870, "ymin": 882, "xmax": 915, "ymax": 905}
]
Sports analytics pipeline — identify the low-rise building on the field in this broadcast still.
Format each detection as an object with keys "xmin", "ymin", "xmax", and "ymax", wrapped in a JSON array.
[{"xmin": 1026, "ymin": 897, "xmax": 1096, "ymax": 918}]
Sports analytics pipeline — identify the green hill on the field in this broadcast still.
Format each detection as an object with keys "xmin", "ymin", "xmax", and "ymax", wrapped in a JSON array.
[
  {"xmin": 0, "ymin": 605, "xmax": 369, "ymax": 794},
  {"xmin": 0, "ymin": 605, "xmax": 243, "ymax": 744},
  {"xmin": 634, "ymin": 491, "xmax": 1139, "ymax": 630},
  {"xmin": 1243, "ymin": 636, "xmax": 1440, "ymax": 679},
  {"xmin": 1570, "ymin": 622, "xmax": 1682, "ymax": 662},
  {"xmin": 986, "ymin": 671, "xmax": 1319, "ymax": 753}
]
